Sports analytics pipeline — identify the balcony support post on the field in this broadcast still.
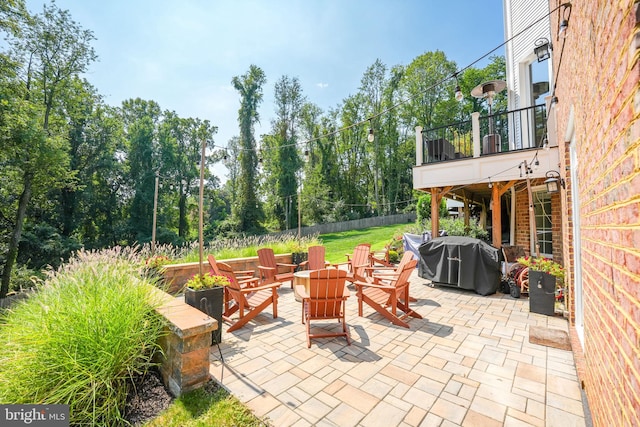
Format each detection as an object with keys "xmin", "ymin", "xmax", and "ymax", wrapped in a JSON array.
[
  {"xmin": 491, "ymin": 184, "xmax": 501, "ymax": 247},
  {"xmin": 431, "ymin": 187, "xmax": 440, "ymax": 239}
]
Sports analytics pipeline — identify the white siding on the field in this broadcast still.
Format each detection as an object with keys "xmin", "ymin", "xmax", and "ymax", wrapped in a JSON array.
[{"xmin": 503, "ymin": 0, "xmax": 551, "ymax": 110}]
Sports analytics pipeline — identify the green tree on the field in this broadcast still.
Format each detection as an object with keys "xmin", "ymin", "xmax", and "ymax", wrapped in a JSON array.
[
  {"xmin": 399, "ymin": 50, "xmax": 458, "ymax": 131},
  {"xmin": 0, "ymin": 1, "xmax": 97, "ymax": 297},
  {"xmin": 231, "ymin": 65, "xmax": 266, "ymax": 234},
  {"xmin": 158, "ymin": 113, "xmax": 217, "ymax": 241},
  {"xmin": 262, "ymin": 75, "xmax": 305, "ymax": 231},
  {"xmin": 121, "ymin": 98, "xmax": 161, "ymax": 243}
]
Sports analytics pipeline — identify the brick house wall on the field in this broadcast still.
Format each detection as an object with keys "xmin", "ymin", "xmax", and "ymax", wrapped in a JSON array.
[
  {"xmin": 512, "ymin": 178, "xmax": 563, "ymax": 265},
  {"xmin": 550, "ymin": 1, "xmax": 640, "ymax": 426}
]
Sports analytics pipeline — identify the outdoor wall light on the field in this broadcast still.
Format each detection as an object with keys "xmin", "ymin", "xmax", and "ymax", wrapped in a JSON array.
[
  {"xmin": 534, "ymin": 38, "xmax": 552, "ymax": 62},
  {"xmin": 544, "ymin": 170, "xmax": 565, "ymax": 194},
  {"xmin": 304, "ymin": 150, "xmax": 309, "ymax": 162}
]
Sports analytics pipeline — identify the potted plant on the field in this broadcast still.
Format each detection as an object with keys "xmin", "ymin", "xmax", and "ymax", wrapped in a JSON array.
[
  {"xmin": 184, "ymin": 272, "xmax": 230, "ymax": 344},
  {"xmin": 291, "ymin": 242, "xmax": 308, "ymax": 271},
  {"xmin": 516, "ymin": 256, "xmax": 564, "ymax": 315}
]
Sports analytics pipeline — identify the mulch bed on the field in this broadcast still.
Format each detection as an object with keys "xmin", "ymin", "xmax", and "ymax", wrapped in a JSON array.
[{"xmin": 124, "ymin": 368, "xmax": 174, "ymax": 426}]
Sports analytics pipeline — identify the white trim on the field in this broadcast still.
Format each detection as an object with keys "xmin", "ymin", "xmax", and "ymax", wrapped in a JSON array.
[{"xmin": 567, "ymin": 108, "xmax": 584, "ymax": 346}]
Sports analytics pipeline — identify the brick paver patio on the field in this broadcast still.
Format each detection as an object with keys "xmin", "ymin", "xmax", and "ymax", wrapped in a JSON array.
[{"xmin": 209, "ymin": 270, "xmax": 587, "ymax": 426}]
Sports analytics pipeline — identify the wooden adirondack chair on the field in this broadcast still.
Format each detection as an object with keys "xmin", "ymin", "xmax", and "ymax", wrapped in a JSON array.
[
  {"xmin": 354, "ymin": 258, "xmax": 422, "ymax": 328},
  {"xmin": 370, "ymin": 244, "xmax": 394, "ymax": 267},
  {"xmin": 296, "ymin": 268, "xmax": 350, "ymax": 348},
  {"xmin": 217, "ymin": 262, "xmax": 281, "ymax": 332},
  {"xmin": 299, "ymin": 245, "xmax": 330, "ymax": 271},
  {"xmin": 364, "ymin": 250, "xmax": 415, "ymax": 278},
  {"xmin": 257, "ymin": 248, "xmax": 297, "ymax": 288},
  {"xmin": 208, "ymin": 254, "xmax": 257, "ymax": 286},
  {"xmin": 334, "ymin": 243, "xmax": 372, "ymax": 284}
]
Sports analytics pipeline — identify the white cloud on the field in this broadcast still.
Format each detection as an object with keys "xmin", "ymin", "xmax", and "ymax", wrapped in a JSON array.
[{"xmin": 316, "ymin": 82, "xmax": 329, "ymax": 89}]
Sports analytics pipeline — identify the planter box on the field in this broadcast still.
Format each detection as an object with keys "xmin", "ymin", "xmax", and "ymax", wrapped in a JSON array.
[
  {"xmin": 291, "ymin": 252, "xmax": 308, "ymax": 271},
  {"xmin": 184, "ymin": 287, "xmax": 224, "ymax": 344},
  {"xmin": 528, "ymin": 270, "xmax": 556, "ymax": 316}
]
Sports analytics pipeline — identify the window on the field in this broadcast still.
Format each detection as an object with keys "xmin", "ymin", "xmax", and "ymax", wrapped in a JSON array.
[{"xmin": 533, "ymin": 189, "xmax": 553, "ymax": 257}]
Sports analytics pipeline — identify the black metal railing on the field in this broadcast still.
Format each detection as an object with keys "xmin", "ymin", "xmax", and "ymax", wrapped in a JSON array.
[
  {"xmin": 478, "ymin": 104, "xmax": 547, "ymax": 155},
  {"xmin": 421, "ymin": 118, "xmax": 473, "ymax": 164},
  {"xmin": 420, "ymin": 104, "xmax": 547, "ymax": 164}
]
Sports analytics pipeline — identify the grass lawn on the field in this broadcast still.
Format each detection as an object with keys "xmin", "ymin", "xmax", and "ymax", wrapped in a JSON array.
[
  {"xmin": 319, "ymin": 223, "xmax": 414, "ymax": 263},
  {"xmin": 143, "ymin": 382, "xmax": 267, "ymax": 427}
]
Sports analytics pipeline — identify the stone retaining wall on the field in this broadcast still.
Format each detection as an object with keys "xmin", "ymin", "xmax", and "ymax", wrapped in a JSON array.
[{"xmin": 153, "ymin": 288, "xmax": 217, "ymax": 396}]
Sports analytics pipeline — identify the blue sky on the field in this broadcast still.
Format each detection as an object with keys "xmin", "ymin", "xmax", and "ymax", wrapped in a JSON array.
[{"xmin": 25, "ymin": 0, "xmax": 505, "ymax": 154}]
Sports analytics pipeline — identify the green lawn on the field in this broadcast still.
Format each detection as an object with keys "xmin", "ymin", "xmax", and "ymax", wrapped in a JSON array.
[{"xmin": 319, "ymin": 223, "xmax": 414, "ymax": 263}]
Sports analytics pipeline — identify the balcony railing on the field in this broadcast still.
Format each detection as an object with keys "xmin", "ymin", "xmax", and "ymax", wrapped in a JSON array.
[{"xmin": 420, "ymin": 104, "xmax": 547, "ymax": 164}]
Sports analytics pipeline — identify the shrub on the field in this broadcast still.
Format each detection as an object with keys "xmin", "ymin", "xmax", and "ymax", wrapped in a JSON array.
[
  {"xmin": 0, "ymin": 247, "xmax": 167, "ymax": 426},
  {"xmin": 408, "ymin": 218, "xmax": 489, "ymax": 241},
  {"xmin": 7, "ymin": 265, "xmax": 44, "ymax": 294}
]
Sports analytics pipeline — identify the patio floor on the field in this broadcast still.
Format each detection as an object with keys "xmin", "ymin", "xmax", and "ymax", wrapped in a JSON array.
[{"xmin": 209, "ymin": 269, "xmax": 588, "ymax": 427}]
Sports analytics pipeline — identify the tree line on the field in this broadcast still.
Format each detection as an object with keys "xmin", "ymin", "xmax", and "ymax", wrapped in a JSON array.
[{"xmin": 0, "ymin": 1, "xmax": 505, "ymax": 297}]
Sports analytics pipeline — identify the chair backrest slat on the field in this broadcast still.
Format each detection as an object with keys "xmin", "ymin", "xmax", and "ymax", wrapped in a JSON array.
[
  {"xmin": 217, "ymin": 261, "xmax": 248, "ymax": 306},
  {"xmin": 308, "ymin": 269, "xmax": 347, "ymax": 317},
  {"xmin": 307, "ymin": 245, "xmax": 326, "ymax": 271},
  {"xmin": 391, "ymin": 259, "xmax": 418, "ymax": 288},
  {"xmin": 350, "ymin": 243, "xmax": 372, "ymax": 280}
]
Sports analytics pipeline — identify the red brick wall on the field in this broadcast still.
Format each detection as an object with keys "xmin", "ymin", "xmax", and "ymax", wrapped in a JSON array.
[
  {"xmin": 551, "ymin": 1, "xmax": 640, "ymax": 425},
  {"xmin": 512, "ymin": 179, "xmax": 563, "ymax": 264}
]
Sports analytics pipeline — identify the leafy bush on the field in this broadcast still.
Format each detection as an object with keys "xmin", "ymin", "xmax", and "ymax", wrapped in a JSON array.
[
  {"xmin": 416, "ymin": 194, "xmax": 447, "ymax": 225},
  {"xmin": 0, "ymin": 247, "xmax": 167, "ymax": 426},
  {"xmin": 439, "ymin": 217, "xmax": 489, "ymax": 240},
  {"xmin": 406, "ymin": 217, "xmax": 489, "ymax": 241},
  {"xmin": 7, "ymin": 265, "xmax": 44, "ymax": 294}
]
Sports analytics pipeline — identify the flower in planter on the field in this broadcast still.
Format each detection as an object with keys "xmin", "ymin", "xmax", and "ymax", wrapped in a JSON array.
[
  {"xmin": 516, "ymin": 256, "xmax": 565, "ymax": 282},
  {"xmin": 145, "ymin": 255, "xmax": 171, "ymax": 270},
  {"xmin": 185, "ymin": 272, "xmax": 231, "ymax": 290}
]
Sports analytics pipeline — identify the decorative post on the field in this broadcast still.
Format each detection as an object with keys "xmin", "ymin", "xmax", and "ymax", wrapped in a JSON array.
[
  {"xmin": 152, "ymin": 173, "xmax": 159, "ymax": 253},
  {"xmin": 415, "ymin": 126, "xmax": 423, "ymax": 166},
  {"xmin": 471, "ymin": 112, "xmax": 481, "ymax": 158}
]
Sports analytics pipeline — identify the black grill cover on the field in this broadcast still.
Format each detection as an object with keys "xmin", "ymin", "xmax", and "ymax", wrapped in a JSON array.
[{"xmin": 418, "ymin": 236, "xmax": 501, "ymax": 295}]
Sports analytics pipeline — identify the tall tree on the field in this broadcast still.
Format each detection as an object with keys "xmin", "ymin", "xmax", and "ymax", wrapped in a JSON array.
[
  {"xmin": 158, "ymin": 113, "xmax": 217, "ymax": 241},
  {"xmin": 359, "ymin": 59, "xmax": 387, "ymax": 215},
  {"xmin": 399, "ymin": 50, "xmax": 458, "ymax": 131},
  {"xmin": 0, "ymin": 1, "xmax": 96, "ymax": 297},
  {"xmin": 121, "ymin": 98, "xmax": 161, "ymax": 243},
  {"xmin": 262, "ymin": 75, "xmax": 305, "ymax": 230},
  {"xmin": 231, "ymin": 65, "xmax": 266, "ymax": 234}
]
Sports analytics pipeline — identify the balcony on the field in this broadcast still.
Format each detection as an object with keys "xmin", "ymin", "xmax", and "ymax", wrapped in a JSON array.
[
  {"xmin": 420, "ymin": 104, "xmax": 548, "ymax": 162},
  {"xmin": 414, "ymin": 104, "xmax": 559, "ymax": 191}
]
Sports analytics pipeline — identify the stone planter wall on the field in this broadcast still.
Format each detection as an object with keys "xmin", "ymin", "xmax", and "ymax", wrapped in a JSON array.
[
  {"xmin": 152, "ymin": 288, "xmax": 217, "ymax": 396},
  {"xmin": 162, "ymin": 254, "xmax": 294, "ymax": 294}
]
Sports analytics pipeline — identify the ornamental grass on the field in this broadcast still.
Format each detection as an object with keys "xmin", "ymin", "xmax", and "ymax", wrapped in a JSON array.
[{"xmin": 0, "ymin": 247, "xmax": 167, "ymax": 426}]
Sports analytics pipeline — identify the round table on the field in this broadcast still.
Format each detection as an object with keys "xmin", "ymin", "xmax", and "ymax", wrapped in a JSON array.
[{"xmin": 293, "ymin": 270, "xmax": 311, "ymax": 302}]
